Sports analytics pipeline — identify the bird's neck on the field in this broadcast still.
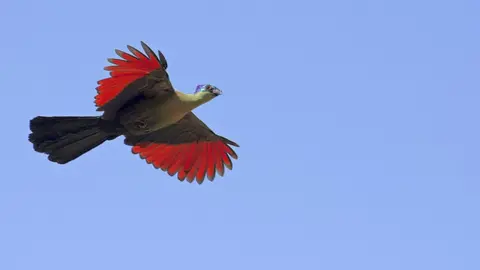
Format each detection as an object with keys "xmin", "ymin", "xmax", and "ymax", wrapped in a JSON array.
[{"xmin": 176, "ymin": 91, "xmax": 212, "ymax": 111}]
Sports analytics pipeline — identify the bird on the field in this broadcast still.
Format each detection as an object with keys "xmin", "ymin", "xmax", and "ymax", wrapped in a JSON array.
[{"xmin": 28, "ymin": 41, "xmax": 239, "ymax": 184}]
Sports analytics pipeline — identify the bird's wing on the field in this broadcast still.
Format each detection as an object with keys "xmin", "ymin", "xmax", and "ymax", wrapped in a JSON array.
[
  {"xmin": 125, "ymin": 112, "xmax": 239, "ymax": 184},
  {"xmin": 95, "ymin": 41, "xmax": 174, "ymax": 119}
]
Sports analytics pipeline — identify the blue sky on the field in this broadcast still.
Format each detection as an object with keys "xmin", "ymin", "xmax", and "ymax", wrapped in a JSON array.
[{"xmin": 1, "ymin": 0, "xmax": 479, "ymax": 269}]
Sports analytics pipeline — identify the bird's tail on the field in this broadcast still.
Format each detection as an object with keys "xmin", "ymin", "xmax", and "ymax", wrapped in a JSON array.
[{"xmin": 28, "ymin": 116, "xmax": 120, "ymax": 164}]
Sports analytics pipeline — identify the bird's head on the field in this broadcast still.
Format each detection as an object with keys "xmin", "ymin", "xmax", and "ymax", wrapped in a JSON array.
[{"xmin": 194, "ymin": 84, "xmax": 222, "ymax": 102}]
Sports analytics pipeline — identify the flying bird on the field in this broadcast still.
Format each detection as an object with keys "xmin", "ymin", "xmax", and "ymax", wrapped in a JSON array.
[{"xmin": 28, "ymin": 42, "xmax": 239, "ymax": 184}]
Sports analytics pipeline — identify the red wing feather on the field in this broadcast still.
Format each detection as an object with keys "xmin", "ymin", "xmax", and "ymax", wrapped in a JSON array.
[
  {"xmin": 187, "ymin": 156, "xmax": 202, "ymax": 183},
  {"xmin": 167, "ymin": 145, "xmax": 189, "ymax": 176},
  {"xmin": 195, "ymin": 144, "xmax": 208, "ymax": 184},
  {"xmin": 205, "ymin": 143, "xmax": 216, "ymax": 181},
  {"xmin": 161, "ymin": 146, "xmax": 183, "ymax": 172},
  {"xmin": 95, "ymin": 42, "xmax": 162, "ymax": 107},
  {"xmin": 131, "ymin": 141, "xmax": 238, "ymax": 184},
  {"xmin": 177, "ymin": 171, "xmax": 187, "ymax": 182}
]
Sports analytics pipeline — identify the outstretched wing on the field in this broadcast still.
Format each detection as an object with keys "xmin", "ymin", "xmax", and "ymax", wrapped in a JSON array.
[
  {"xmin": 95, "ymin": 42, "xmax": 174, "ymax": 119},
  {"xmin": 126, "ymin": 113, "xmax": 239, "ymax": 184}
]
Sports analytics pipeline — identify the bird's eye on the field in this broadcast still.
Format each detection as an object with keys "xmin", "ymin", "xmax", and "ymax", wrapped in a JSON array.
[{"xmin": 206, "ymin": 85, "xmax": 212, "ymax": 90}]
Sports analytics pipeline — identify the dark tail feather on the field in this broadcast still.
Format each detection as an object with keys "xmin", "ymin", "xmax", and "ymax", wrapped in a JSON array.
[{"xmin": 29, "ymin": 116, "xmax": 118, "ymax": 164}]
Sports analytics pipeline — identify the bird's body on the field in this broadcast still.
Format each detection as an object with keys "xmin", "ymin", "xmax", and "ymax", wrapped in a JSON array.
[
  {"xmin": 29, "ymin": 42, "xmax": 239, "ymax": 184},
  {"xmin": 117, "ymin": 90, "xmax": 202, "ymax": 134}
]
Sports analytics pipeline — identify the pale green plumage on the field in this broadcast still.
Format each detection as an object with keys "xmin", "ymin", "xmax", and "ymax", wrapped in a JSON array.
[{"xmin": 142, "ymin": 90, "xmax": 217, "ymax": 131}]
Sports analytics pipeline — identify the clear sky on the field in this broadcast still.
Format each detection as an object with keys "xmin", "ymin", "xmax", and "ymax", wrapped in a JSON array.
[{"xmin": 1, "ymin": 0, "xmax": 479, "ymax": 269}]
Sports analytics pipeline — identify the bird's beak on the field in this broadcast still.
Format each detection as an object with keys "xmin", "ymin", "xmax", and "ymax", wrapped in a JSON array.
[{"xmin": 212, "ymin": 88, "xmax": 222, "ymax": 96}]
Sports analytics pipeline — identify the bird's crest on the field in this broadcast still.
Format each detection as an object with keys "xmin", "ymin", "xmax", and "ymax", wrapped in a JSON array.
[{"xmin": 194, "ymin": 84, "xmax": 206, "ymax": 93}]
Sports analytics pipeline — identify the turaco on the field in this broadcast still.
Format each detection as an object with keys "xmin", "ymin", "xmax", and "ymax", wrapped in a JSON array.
[{"xmin": 28, "ymin": 42, "xmax": 239, "ymax": 184}]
